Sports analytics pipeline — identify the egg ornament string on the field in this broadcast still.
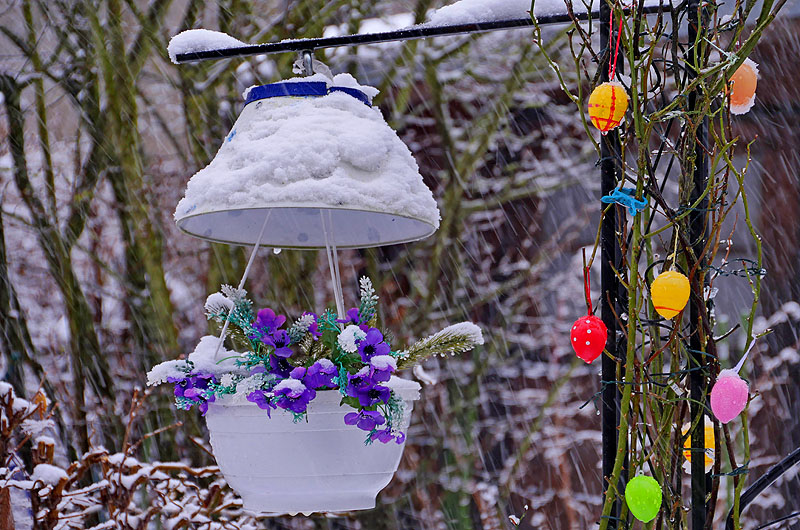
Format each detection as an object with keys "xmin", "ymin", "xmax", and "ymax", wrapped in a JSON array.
[
  {"xmin": 570, "ymin": 253, "xmax": 608, "ymax": 363},
  {"xmin": 588, "ymin": 8, "xmax": 629, "ymax": 133},
  {"xmin": 710, "ymin": 341, "xmax": 754, "ymax": 424}
]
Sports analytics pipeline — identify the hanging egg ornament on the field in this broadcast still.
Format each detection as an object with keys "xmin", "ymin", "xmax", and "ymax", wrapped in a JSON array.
[
  {"xmin": 570, "ymin": 314, "xmax": 607, "ymax": 363},
  {"xmin": 650, "ymin": 270, "xmax": 690, "ymax": 319},
  {"xmin": 588, "ymin": 82, "xmax": 629, "ymax": 132},
  {"xmin": 682, "ymin": 419, "xmax": 715, "ymax": 472},
  {"xmin": 710, "ymin": 369, "xmax": 749, "ymax": 423},
  {"xmin": 728, "ymin": 58, "xmax": 759, "ymax": 115},
  {"xmin": 625, "ymin": 475, "xmax": 662, "ymax": 523}
]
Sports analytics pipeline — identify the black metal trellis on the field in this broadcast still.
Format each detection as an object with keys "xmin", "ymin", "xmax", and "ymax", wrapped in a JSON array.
[
  {"xmin": 725, "ymin": 446, "xmax": 800, "ymax": 530},
  {"xmin": 173, "ymin": 4, "xmax": 759, "ymax": 528}
]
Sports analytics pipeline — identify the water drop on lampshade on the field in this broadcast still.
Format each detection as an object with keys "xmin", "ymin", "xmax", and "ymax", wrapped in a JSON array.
[
  {"xmin": 625, "ymin": 475, "xmax": 662, "ymax": 523},
  {"xmin": 588, "ymin": 82, "xmax": 629, "ymax": 133},
  {"xmin": 710, "ymin": 369, "xmax": 749, "ymax": 423},
  {"xmin": 729, "ymin": 58, "xmax": 758, "ymax": 115},
  {"xmin": 650, "ymin": 270, "xmax": 690, "ymax": 319},
  {"xmin": 570, "ymin": 314, "xmax": 607, "ymax": 363}
]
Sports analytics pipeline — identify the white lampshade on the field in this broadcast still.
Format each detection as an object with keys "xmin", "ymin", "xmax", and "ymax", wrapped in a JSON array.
[{"xmin": 174, "ymin": 74, "xmax": 440, "ymax": 249}]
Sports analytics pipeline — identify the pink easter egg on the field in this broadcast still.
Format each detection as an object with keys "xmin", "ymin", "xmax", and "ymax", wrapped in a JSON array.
[{"xmin": 710, "ymin": 369, "xmax": 749, "ymax": 424}]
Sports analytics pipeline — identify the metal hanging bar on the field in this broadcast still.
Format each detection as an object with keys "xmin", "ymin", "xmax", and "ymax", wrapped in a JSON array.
[{"xmin": 173, "ymin": 4, "xmax": 673, "ymax": 64}]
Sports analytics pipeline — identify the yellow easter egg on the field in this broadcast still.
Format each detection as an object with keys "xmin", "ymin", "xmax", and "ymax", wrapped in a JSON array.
[
  {"xmin": 650, "ymin": 270, "xmax": 690, "ymax": 319},
  {"xmin": 682, "ymin": 420, "xmax": 715, "ymax": 472},
  {"xmin": 588, "ymin": 82, "xmax": 629, "ymax": 132}
]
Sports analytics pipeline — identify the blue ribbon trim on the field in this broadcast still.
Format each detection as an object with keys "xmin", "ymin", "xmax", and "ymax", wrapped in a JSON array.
[{"xmin": 244, "ymin": 81, "xmax": 372, "ymax": 107}]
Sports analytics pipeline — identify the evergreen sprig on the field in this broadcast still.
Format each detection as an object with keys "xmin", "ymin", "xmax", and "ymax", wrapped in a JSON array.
[{"xmin": 396, "ymin": 322, "xmax": 484, "ymax": 370}]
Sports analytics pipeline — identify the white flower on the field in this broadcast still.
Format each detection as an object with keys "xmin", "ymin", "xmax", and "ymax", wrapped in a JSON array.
[
  {"xmin": 220, "ymin": 374, "xmax": 235, "ymax": 387},
  {"xmin": 338, "ymin": 325, "xmax": 366, "ymax": 353}
]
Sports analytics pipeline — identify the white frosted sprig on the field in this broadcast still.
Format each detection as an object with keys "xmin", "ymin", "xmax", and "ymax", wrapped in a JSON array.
[{"xmin": 397, "ymin": 322, "xmax": 484, "ymax": 369}]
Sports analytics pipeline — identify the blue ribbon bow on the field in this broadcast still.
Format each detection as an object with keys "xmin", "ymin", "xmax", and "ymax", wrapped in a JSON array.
[{"xmin": 601, "ymin": 187, "xmax": 648, "ymax": 216}]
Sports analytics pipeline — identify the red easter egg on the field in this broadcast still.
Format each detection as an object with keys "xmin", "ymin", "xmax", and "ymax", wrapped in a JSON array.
[{"xmin": 571, "ymin": 314, "xmax": 608, "ymax": 363}]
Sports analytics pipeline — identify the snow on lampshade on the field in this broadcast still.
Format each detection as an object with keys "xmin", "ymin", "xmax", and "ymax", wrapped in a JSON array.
[
  {"xmin": 174, "ymin": 73, "xmax": 441, "ymax": 249},
  {"xmin": 625, "ymin": 475, "xmax": 662, "ymax": 523},
  {"xmin": 588, "ymin": 82, "xmax": 628, "ymax": 133},
  {"xmin": 728, "ymin": 58, "xmax": 758, "ymax": 115},
  {"xmin": 650, "ymin": 270, "xmax": 690, "ymax": 319}
]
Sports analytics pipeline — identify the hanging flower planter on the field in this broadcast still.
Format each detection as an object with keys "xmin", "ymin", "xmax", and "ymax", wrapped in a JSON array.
[
  {"xmin": 205, "ymin": 377, "xmax": 420, "ymax": 515},
  {"xmin": 147, "ymin": 279, "xmax": 483, "ymax": 514}
]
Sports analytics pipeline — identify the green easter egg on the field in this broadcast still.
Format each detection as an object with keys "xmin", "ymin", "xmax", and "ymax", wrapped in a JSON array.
[{"xmin": 625, "ymin": 475, "xmax": 662, "ymax": 523}]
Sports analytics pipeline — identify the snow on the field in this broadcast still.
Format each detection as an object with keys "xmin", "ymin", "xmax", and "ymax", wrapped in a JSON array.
[
  {"xmin": 426, "ymin": 0, "xmax": 536, "ymax": 25},
  {"xmin": 204, "ymin": 292, "xmax": 233, "ymax": 313},
  {"xmin": 370, "ymin": 355, "xmax": 397, "ymax": 371},
  {"xmin": 146, "ymin": 359, "xmax": 188, "ymax": 385},
  {"xmin": 147, "ymin": 335, "xmax": 245, "ymax": 384},
  {"xmin": 439, "ymin": 322, "xmax": 485, "ymax": 344},
  {"xmin": 167, "ymin": 29, "xmax": 246, "ymax": 64},
  {"xmin": 338, "ymin": 325, "xmax": 366, "ymax": 353},
  {"xmin": 174, "ymin": 73, "xmax": 441, "ymax": 240},
  {"xmin": 316, "ymin": 358, "xmax": 334, "ymax": 370},
  {"xmin": 32, "ymin": 463, "xmax": 67, "ymax": 485},
  {"xmin": 424, "ymin": 0, "xmax": 671, "ymax": 26},
  {"xmin": 186, "ymin": 335, "xmax": 245, "ymax": 376},
  {"xmin": 272, "ymin": 378, "xmax": 306, "ymax": 397}
]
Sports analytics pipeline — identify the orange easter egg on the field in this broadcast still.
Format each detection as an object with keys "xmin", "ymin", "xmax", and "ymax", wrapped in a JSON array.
[{"xmin": 729, "ymin": 59, "xmax": 758, "ymax": 115}]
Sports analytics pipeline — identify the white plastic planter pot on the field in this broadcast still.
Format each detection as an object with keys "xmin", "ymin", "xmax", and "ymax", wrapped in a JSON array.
[{"xmin": 205, "ymin": 377, "xmax": 421, "ymax": 515}]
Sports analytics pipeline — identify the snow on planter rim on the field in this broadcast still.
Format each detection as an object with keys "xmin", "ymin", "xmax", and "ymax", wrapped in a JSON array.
[{"xmin": 174, "ymin": 73, "xmax": 440, "ymax": 249}]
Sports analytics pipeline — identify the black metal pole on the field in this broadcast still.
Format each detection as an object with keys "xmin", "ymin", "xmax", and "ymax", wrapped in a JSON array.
[
  {"xmin": 173, "ymin": 4, "xmax": 672, "ymax": 64},
  {"xmin": 599, "ymin": 1, "xmax": 625, "ymax": 527},
  {"xmin": 687, "ymin": 0, "xmax": 709, "ymax": 526}
]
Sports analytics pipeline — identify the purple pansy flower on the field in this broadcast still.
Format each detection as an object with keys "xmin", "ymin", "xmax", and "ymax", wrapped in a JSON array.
[
  {"xmin": 337, "ymin": 307, "xmax": 361, "ymax": 325},
  {"xmin": 370, "ymin": 428, "xmax": 406, "ymax": 444},
  {"xmin": 255, "ymin": 308, "xmax": 286, "ymax": 332},
  {"xmin": 268, "ymin": 355, "xmax": 293, "ymax": 378},
  {"xmin": 304, "ymin": 359, "xmax": 338, "ymax": 389},
  {"xmin": 246, "ymin": 390, "xmax": 277, "ymax": 417},
  {"xmin": 369, "ymin": 355, "xmax": 397, "ymax": 383},
  {"xmin": 303, "ymin": 312, "xmax": 322, "ymax": 339},
  {"xmin": 273, "ymin": 371, "xmax": 316, "ymax": 414},
  {"xmin": 346, "ymin": 368, "xmax": 392, "ymax": 407},
  {"xmin": 344, "ymin": 410, "xmax": 386, "ymax": 431},
  {"xmin": 169, "ymin": 373, "xmax": 216, "ymax": 415},
  {"xmin": 357, "ymin": 328, "xmax": 390, "ymax": 362},
  {"xmin": 264, "ymin": 329, "xmax": 293, "ymax": 358}
]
